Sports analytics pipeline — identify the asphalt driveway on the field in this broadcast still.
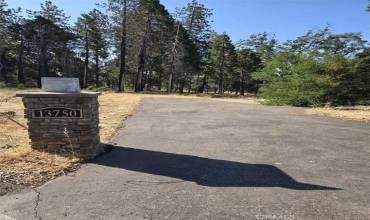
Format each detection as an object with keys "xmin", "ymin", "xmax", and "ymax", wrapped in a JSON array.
[{"xmin": 1, "ymin": 98, "xmax": 369, "ymax": 219}]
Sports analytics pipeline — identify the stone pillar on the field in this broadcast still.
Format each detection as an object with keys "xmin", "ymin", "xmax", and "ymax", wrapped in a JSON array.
[{"xmin": 16, "ymin": 92, "xmax": 102, "ymax": 159}]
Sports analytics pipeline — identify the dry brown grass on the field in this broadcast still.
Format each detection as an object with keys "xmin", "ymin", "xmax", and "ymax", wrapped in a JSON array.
[
  {"xmin": 305, "ymin": 106, "xmax": 370, "ymax": 123},
  {"xmin": 210, "ymin": 97, "xmax": 262, "ymax": 105},
  {"xmin": 0, "ymin": 89, "xmax": 142, "ymax": 187},
  {"xmin": 140, "ymin": 92, "xmax": 262, "ymax": 104},
  {"xmin": 99, "ymin": 93, "xmax": 142, "ymax": 143}
]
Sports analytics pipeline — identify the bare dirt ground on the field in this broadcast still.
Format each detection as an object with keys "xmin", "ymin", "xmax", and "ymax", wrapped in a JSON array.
[{"xmin": 305, "ymin": 106, "xmax": 370, "ymax": 122}]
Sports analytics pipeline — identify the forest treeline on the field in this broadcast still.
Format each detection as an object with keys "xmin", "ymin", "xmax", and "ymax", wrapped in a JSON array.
[{"xmin": 0, "ymin": 0, "xmax": 369, "ymax": 106}]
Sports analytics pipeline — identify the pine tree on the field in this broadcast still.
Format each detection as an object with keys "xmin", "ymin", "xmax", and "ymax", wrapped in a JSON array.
[
  {"xmin": 240, "ymin": 32, "xmax": 277, "ymax": 63},
  {"xmin": 209, "ymin": 33, "xmax": 236, "ymax": 94},
  {"xmin": 76, "ymin": 9, "xmax": 109, "ymax": 87},
  {"xmin": 175, "ymin": 0, "xmax": 212, "ymax": 93},
  {"xmin": 8, "ymin": 8, "xmax": 26, "ymax": 84},
  {"xmin": 28, "ymin": 1, "xmax": 74, "ymax": 86},
  {"xmin": 118, "ymin": 0, "xmax": 127, "ymax": 91},
  {"xmin": 236, "ymin": 49, "xmax": 261, "ymax": 95},
  {"xmin": 0, "ymin": 0, "xmax": 11, "ymax": 83}
]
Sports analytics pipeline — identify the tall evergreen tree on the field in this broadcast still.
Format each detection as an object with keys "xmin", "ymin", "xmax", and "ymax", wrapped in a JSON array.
[
  {"xmin": 240, "ymin": 32, "xmax": 277, "ymax": 63},
  {"xmin": 177, "ymin": 0, "xmax": 212, "ymax": 58},
  {"xmin": 76, "ymin": 9, "xmax": 109, "ymax": 87},
  {"xmin": 283, "ymin": 27, "xmax": 366, "ymax": 57},
  {"xmin": 26, "ymin": 1, "xmax": 74, "ymax": 87},
  {"xmin": 7, "ymin": 8, "xmax": 26, "ymax": 84},
  {"xmin": 209, "ymin": 33, "xmax": 236, "ymax": 94},
  {"xmin": 118, "ymin": 0, "xmax": 127, "ymax": 91},
  {"xmin": 236, "ymin": 49, "xmax": 261, "ymax": 95},
  {"xmin": 32, "ymin": 0, "xmax": 70, "ymax": 27},
  {"xmin": 176, "ymin": 0, "xmax": 212, "ymax": 92},
  {"xmin": 0, "ymin": 0, "xmax": 11, "ymax": 83}
]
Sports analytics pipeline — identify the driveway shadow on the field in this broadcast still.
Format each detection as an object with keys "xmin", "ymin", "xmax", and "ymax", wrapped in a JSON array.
[{"xmin": 93, "ymin": 145, "xmax": 341, "ymax": 190}]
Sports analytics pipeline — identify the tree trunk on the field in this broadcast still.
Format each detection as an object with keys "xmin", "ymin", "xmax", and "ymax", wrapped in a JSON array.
[
  {"xmin": 218, "ymin": 35, "xmax": 226, "ymax": 94},
  {"xmin": 240, "ymin": 70, "xmax": 245, "ymax": 96},
  {"xmin": 142, "ymin": 71, "xmax": 147, "ymax": 91},
  {"xmin": 0, "ymin": 51, "xmax": 8, "ymax": 84},
  {"xmin": 218, "ymin": 72, "xmax": 224, "ymax": 94},
  {"xmin": 179, "ymin": 80, "xmax": 185, "ymax": 94},
  {"xmin": 168, "ymin": 23, "xmax": 180, "ymax": 93},
  {"xmin": 83, "ymin": 23, "xmax": 89, "ymax": 88},
  {"xmin": 146, "ymin": 70, "xmax": 153, "ymax": 90},
  {"xmin": 118, "ymin": 0, "xmax": 127, "ymax": 92},
  {"xmin": 38, "ymin": 25, "xmax": 48, "ymax": 88},
  {"xmin": 17, "ymin": 38, "xmax": 25, "ymax": 84},
  {"xmin": 81, "ymin": 24, "xmax": 90, "ymax": 88},
  {"xmin": 187, "ymin": 6, "xmax": 196, "ymax": 39},
  {"xmin": 135, "ymin": 15, "xmax": 151, "ymax": 92},
  {"xmin": 95, "ymin": 50, "xmax": 99, "ymax": 87},
  {"xmin": 64, "ymin": 50, "xmax": 71, "ymax": 77},
  {"xmin": 198, "ymin": 75, "xmax": 207, "ymax": 93},
  {"xmin": 158, "ymin": 70, "xmax": 162, "ymax": 91},
  {"xmin": 168, "ymin": 70, "xmax": 173, "ymax": 93}
]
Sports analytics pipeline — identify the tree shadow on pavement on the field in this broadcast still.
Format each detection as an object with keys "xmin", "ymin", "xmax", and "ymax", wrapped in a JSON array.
[{"xmin": 93, "ymin": 145, "xmax": 341, "ymax": 190}]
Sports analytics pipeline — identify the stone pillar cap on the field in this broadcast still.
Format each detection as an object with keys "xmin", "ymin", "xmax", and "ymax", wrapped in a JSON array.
[{"xmin": 42, "ymin": 77, "xmax": 80, "ymax": 93}]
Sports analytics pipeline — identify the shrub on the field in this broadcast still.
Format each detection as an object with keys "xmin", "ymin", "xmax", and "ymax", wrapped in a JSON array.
[
  {"xmin": 253, "ymin": 53, "xmax": 333, "ymax": 106},
  {"xmin": 16, "ymin": 83, "xmax": 26, "ymax": 89}
]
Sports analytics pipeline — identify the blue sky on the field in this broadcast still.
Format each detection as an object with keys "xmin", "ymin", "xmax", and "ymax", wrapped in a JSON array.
[{"xmin": 6, "ymin": 0, "xmax": 370, "ymax": 43}]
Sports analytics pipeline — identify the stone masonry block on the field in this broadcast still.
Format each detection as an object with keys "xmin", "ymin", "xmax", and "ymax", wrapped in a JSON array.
[{"xmin": 17, "ymin": 91, "xmax": 101, "ymax": 158}]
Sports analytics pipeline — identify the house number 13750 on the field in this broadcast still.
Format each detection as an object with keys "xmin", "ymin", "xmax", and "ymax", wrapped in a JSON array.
[{"xmin": 32, "ymin": 107, "xmax": 83, "ymax": 118}]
